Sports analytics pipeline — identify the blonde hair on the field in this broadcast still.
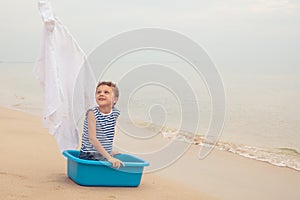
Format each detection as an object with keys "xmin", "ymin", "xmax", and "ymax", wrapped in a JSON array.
[{"xmin": 96, "ymin": 81, "xmax": 119, "ymax": 97}]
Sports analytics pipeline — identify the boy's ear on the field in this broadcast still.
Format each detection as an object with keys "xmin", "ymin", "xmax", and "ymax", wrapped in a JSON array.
[{"xmin": 113, "ymin": 96, "xmax": 118, "ymax": 103}]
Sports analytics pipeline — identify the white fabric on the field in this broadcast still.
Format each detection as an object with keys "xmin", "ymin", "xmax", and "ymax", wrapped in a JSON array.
[{"xmin": 34, "ymin": 1, "xmax": 96, "ymax": 151}]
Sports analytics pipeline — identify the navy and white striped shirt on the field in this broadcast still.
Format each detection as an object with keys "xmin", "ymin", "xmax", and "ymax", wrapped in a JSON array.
[{"xmin": 80, "ymin": 106, "xmax": 120, "ymax": 155}]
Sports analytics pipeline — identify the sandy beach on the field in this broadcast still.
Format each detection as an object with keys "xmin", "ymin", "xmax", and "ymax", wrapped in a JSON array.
[
  {"xmin": 1, "ymin": 106, "xmax": 300, "ymax": 200},
  {"xmin": 0, "ymin": 107, "xmax": 214, "ymax": 200}
]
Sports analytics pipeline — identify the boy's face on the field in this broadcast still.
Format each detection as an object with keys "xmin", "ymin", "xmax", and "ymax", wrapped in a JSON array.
[{"xmin": 95, "ymin": 85, "xmax": 117, "ymax": 108}]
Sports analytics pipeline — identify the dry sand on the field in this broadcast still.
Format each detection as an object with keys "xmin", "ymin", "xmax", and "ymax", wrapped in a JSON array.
[
  {"xmin": 1, "ymin": 107, "xmax": 300, "ymax": 200},
  {"xmin": 156, "ymin": 146, "xmax": 300, "ymax": 200},
  {"xmin": 0, "ymin": 107, "xmax": 214, "ymax": 200}
]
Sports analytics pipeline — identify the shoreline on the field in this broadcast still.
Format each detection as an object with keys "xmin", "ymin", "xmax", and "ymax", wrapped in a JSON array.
[
  {"xmin": 3, "ymin": 104, "xmax": 300, "ymax": 171},
  {"xmin": 118, "ymin": 118, "xmax": 300, "ymax": 172}
]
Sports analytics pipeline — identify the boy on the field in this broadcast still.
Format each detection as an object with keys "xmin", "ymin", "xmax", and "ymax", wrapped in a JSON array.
[{"xmin": 79, "ymin": 81, "xmax": 124, "ymax": 168}]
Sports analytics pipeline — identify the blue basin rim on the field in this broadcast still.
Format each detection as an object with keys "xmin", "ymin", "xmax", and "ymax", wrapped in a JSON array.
[{"xmin": 63, "ymin": 150, "xmax": 150, "ymax": 167}]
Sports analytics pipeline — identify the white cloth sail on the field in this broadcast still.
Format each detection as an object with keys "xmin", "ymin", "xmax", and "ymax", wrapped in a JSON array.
[{"xmin": 34, "ymin": 1, "xmax": 96, "ymax": 151}]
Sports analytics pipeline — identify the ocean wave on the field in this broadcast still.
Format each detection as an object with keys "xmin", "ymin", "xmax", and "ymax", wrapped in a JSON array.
[
  {"xmin": 158, "ymin": 126, "xmax": 300, "ymax": 171},
  {"xmin": 215, "ymin": 142, "xmax": 300, "ymax": 171}
]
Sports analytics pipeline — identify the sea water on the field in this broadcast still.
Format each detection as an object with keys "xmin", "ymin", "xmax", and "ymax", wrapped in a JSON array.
[
  {"xmin": 0, "ymin": 62, "xmax": 299, "ymax": 171},
  {"xmin": 0, "ymin": 62, "xmax": 43, "ymax": 115}
]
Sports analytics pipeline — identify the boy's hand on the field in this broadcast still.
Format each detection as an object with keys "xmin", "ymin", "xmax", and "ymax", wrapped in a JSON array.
[{"xmin": 108, "ymin": 157, "xmax": 125, "ymax": 169}]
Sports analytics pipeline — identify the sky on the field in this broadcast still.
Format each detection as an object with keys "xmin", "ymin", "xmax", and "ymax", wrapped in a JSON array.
[{"xmin": 0, "ymin": 0, "xmax": 300, "ymax": 75}]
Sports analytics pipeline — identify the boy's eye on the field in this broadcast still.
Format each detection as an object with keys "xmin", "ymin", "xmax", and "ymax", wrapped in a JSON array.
[{"xmin": 97, "ymin": 90, "xmax": 110, "ymax": 94}]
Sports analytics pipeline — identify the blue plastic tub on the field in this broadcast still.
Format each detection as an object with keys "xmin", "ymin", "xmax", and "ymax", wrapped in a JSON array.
[{"xmin": 62, "ymin": 150, "xmax": 149, "ymax": 187}]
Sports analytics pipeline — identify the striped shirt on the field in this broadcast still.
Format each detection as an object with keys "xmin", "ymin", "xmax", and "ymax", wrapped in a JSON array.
[{"xmin": 80, "ymin": 106, "xmax": 120, "ymax": 155}]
